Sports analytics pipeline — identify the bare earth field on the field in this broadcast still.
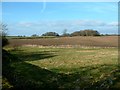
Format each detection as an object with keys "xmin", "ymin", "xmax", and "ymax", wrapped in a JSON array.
[{"xmin": 8, "ymin": 36, "xmax": 118, "ymax": 47}]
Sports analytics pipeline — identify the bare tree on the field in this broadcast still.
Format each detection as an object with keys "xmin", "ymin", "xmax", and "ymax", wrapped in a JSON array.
[{"xmin": 0, "ymin": 24, "xmax": 9, "ymax": 47}]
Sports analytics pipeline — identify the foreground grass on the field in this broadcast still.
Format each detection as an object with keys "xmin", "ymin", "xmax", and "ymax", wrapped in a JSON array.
[{"xmin": 5, "ymin": 46, "xmax": 119, "ymax": 89}]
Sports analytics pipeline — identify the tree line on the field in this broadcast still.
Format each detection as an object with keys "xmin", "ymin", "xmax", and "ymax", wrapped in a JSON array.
[{"xmin": 31, "ymin": 29, "xmax": 100, "ymax": 37}]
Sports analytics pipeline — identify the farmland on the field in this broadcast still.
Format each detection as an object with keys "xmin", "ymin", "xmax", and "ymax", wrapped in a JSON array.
[
  {"xmin": 8, "ymin": 36, "xmax": 118, "ymax": 47},
  {"xmin": 3, "ymin": 36, "xmax": 120, "ymax": 89},
  {"xmin": 2, "ymin": 1, "xmax": 119, "ymax": 89}
]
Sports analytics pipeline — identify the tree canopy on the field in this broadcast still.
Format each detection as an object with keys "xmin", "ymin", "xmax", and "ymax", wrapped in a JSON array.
[
  {"xmin": 31, "ymin": 34, "xmax": 39, "ymax": 37},
  {"xmin": 71, "ymin": 29, "xmax": 100, "ymax": 36},
  {"xmin": 42, "ymin": 32, "xmax": 59, "ymax": 36}
]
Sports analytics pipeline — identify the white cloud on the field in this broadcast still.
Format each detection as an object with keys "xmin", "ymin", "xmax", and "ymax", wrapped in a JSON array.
[
  {"xmin": 107, "ymin": 22, "xmax": 118, "ymax": 26},
  {"xmin": 72, "ymin": 20, "xmax": 107, "ymax": 26},
  {"xmin": 19, "ymin": 22, "xmax": 33, "ymax": 27},
  {"xmin": 8, "ymin": 19, "xmax": 118, "ymax": 36},
  {"xmin": 17, "ymin": 20, "xmax": 118, "ymax": 29}
]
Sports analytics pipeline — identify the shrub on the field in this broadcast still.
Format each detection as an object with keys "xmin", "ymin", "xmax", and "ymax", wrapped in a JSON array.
[
  {"xmin": 42, "ymin": 32, "xmax": 59, "ymax": 36},
  {"xmin": 0, "ymin": 24, "xmax": 9, "ymax": 47},
  {"xmin": 71, "ymin": 29, "xmax": 100, "ymax": 36},
  {"xmin": 2, "ymin": 37, "xmax": 9, "ymax": 47}
]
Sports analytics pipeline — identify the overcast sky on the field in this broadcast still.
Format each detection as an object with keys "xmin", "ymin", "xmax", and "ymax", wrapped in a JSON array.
[{"xmin": 2, "ymin": 2, "xmax": 118, "ymax": 36}]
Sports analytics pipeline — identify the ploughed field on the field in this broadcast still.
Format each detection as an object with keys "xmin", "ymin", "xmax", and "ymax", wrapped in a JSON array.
[
  {"xmin": 5, "ymin": 36, "xmax": 120, "ymax": 89},
  {"xmin": 8, "ymin": 36, "xmax": 118, "ymax": 47}
]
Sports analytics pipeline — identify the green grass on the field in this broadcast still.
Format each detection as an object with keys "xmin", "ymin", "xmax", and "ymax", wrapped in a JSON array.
[{"xmin": 7, "ymin": 46, "xmax": 119, "ymax": 89}]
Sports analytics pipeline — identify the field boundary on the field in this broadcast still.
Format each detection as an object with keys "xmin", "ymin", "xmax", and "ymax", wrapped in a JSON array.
[{"xmin": 22, "ymin": 44, "xmax": 117, "ymax": 49}]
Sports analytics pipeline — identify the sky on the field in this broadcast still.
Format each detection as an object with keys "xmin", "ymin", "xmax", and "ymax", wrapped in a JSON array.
[{"xmin": 1, "ymin": 2, "xmax": 118, "ymax": 36}]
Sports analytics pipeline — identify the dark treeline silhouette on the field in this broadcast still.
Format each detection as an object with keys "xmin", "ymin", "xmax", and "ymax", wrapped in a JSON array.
[
  {"xmin": 42, "ymin": 32, "xmax": 59, "ymax": 37},
  {"xmin": 6, "ymin": 29, "xmax": 118, "ymax": 39},
  {"xmin": 31, "ymin": 29, "xmax": 100, "ymax": 37},
  {"xmin": 71, "ymin": 29, "xmax": 100, "ymax": 36}
]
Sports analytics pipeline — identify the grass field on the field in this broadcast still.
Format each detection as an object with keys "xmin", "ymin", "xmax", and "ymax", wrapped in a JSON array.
[{"xmin": 6, "ymin": 45, "xmax": 120, "ymax": 89}]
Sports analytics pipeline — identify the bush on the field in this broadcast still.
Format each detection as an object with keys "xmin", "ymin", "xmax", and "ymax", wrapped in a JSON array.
[
  {"xmin": 31, "ymin": 34, "xmax": 39, "ymax": 37},
  {"xmin": 71, "ymin": 29, "xmax": 100, "ymax": 36},
  {"xmin": 42, "ymin": 32, "xmax": 59, "ymax": 36},
  {"xmin": 1, "ymin": 24, "xmax": 9, "ymax": 47},
  {"xmin": 2, "ymin": 37, "xmax": 9, "ymax": 47},
  {"xmin": 2, "ymin": 77, "xmax": 13, "ymax": 89}
]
